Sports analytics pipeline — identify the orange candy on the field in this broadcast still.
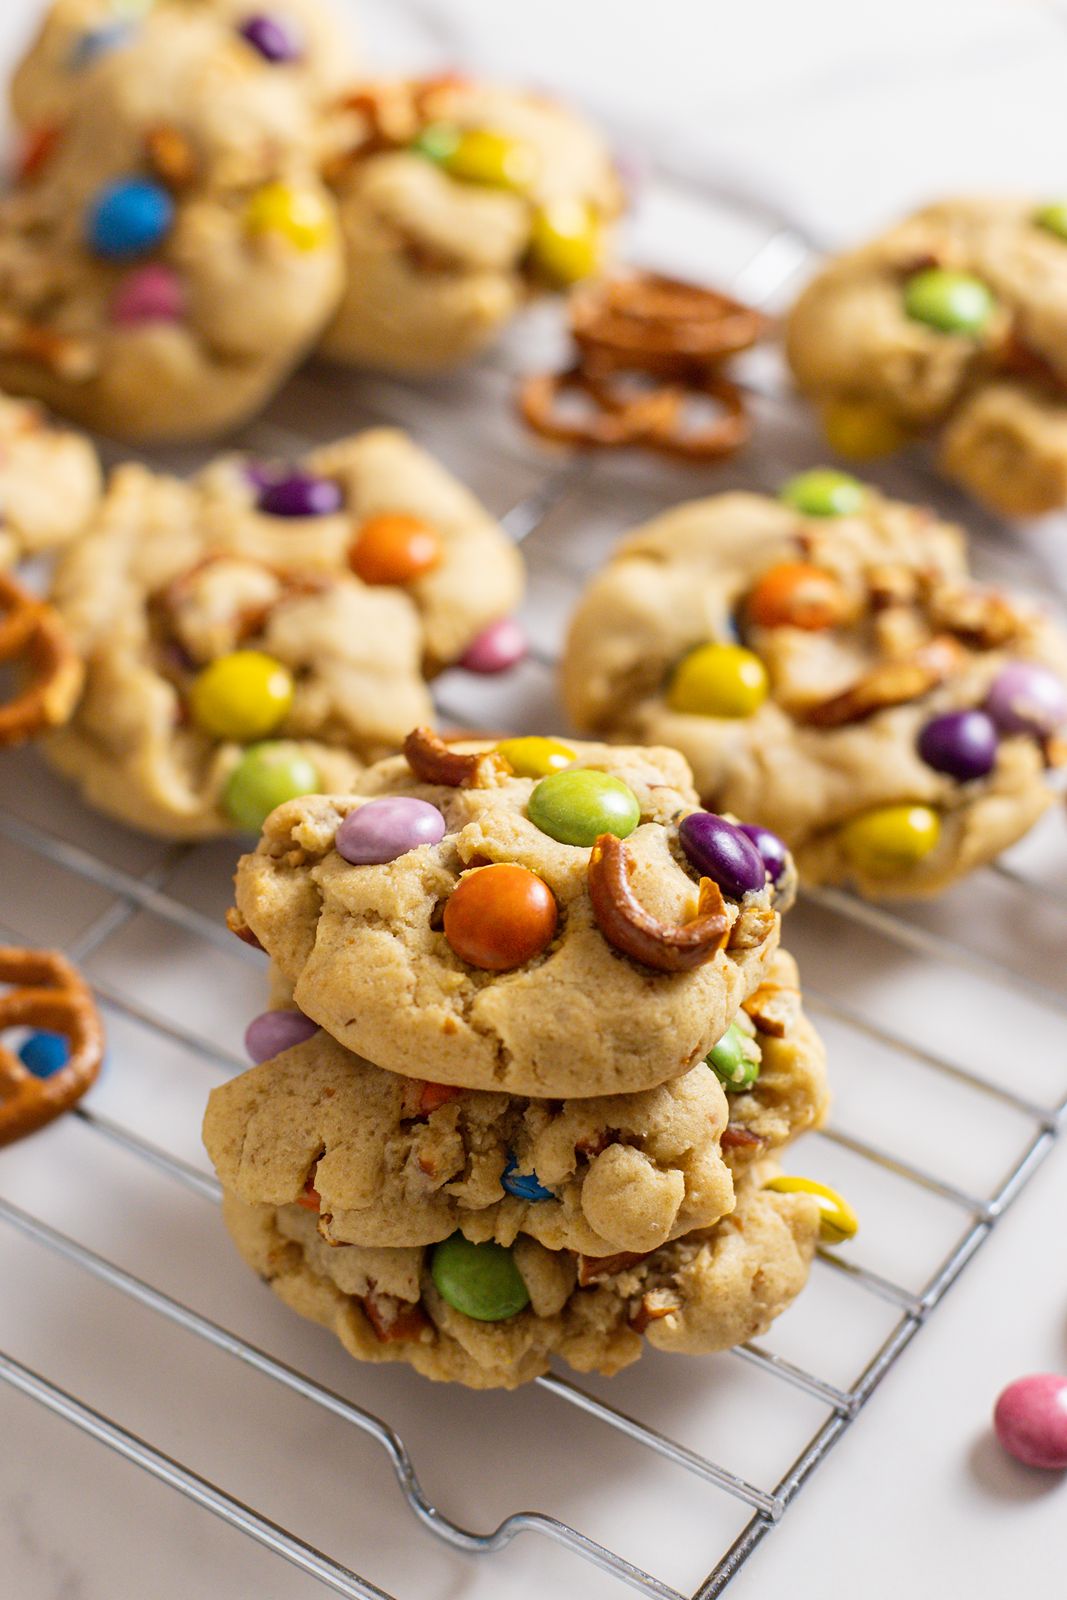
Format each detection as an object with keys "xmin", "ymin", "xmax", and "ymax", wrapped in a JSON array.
[
  {"xmin": 747, "ymin": 562, "xmax": 848, "ymax": 631},
  {"xmin": 349, "ymin": 513, "xmax": 442, "ymax": 585},
  {"xmin": 415, "ymin": 1081, "xmax": 463, "ymax": 1115},
  {"xmin": 443, "ymin": 863, "xmax": 558, "ymax": 971},
  {"xmin": 296, "ymin": 1182, "xmax": 321, "ymax": 1212}
]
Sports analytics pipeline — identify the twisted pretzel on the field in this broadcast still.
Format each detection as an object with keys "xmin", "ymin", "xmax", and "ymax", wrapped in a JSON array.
[
  {"xmin": 519, "ymin": 365, "xmax": 750, "ymax": 460},
  {"xmin": 0, "ymin": 573, "xmax": 82, "ymax": 747},
  {"xmin": 0, "ymin": 948, "xmax": 105, "ymax": 1147},
  {"xmin": 571, "ymin": 272, "xmax": 769, "ymax": 377}
]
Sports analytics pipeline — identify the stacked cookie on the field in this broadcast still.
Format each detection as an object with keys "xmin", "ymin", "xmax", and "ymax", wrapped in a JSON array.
[{"xmin": 204, "ymin": 732, "xmax": 845, "ymax": 1388}]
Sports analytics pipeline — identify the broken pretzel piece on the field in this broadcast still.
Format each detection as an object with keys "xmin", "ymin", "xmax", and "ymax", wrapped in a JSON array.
[
  {"xmin": 403, "ymin": 726, "xmax": 509, "ymax": 788},
  {"xmin": 800, "ymin": 635, "xmax": 964, "ymax": 729},
  {"xmin": 742, "ymin": 980, "xmax": 801, "ymax": 1038},
  {"xmin": 0, "ymin": 572, "xmax": 82, "ymax": 746},
  {"xmin": 587, "ymin": 832, "xmax": 729, "ymax": 972}
]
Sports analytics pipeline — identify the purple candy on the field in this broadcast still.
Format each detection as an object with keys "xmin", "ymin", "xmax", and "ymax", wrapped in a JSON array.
[
  {"xmin": 737, "ymin": 823, "xmax": 789, "ymax": 886},
  {"xmin": 679, "ymin": 811, "xmax": 766, "ymax": 899},
  {"xmin": 994, "ymin": 1374, "xmax": 1067, "ymax": 1470},
  {"xmin": 245, "ymin": 1008, "xmax": 319, "ymax": 1063},
  {"xmin": 336, "ymin": 797, "xmax": 446, "ymax": 865},
  {"xmin": 917, "ymin": 708, "xmax": 998, "ymax": 782},
  {"xmin": 984, "ymin": 662, "xmax": 1067, "ymax": 738},
  {"xmin": 257, "ymin": 472, "xmax": 343, "ymax": 518},
  {"xmin": 238, "ymin": 13, "xmax": 303, "ymax": 62},
  {"xmin": 459, "ymin": 617, "xmax": 528, "ymax": 674}
]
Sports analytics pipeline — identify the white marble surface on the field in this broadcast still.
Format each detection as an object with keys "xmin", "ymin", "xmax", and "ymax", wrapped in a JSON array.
[{"xmin": 1, "ymin": 1, "xmax": 1067, "ymax": 1598}]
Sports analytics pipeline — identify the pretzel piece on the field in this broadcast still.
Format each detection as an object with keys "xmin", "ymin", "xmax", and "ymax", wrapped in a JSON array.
[
  {"xmin": 571, "ymin": 272, "xmax": 769, "ymax": 375},
  {"xmin": 587, "ymin": 833, "xmax": 729, "ymax": 972},
  {"xmin": 403, "ymin": 726, "xmax": 509, "ymax": 788},
  {"xmin": 0, "ymin": 948, "xmax": 105, "ymax": 1147},
  {"xmin": 0, "ymin": 573, "xmax": 82, "ymax": 746},
  {"xmin": 800, "ymin": 636, "xmax": 964, "ymax": 729}
]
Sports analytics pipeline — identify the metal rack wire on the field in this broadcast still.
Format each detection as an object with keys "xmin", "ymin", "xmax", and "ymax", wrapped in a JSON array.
[{"xmin": 0, "ymin": 166, "xmax": 1065, "ymax": 1600}]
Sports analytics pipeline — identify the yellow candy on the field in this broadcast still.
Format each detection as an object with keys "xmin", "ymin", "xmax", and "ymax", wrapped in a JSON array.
[
  {"xmin": 245, "ymin": 182, "xmax": 334, "ymax": 251},
  {"xmin": 668, "ymin": 643, "xmax": 769, "ymax": 718},
  {"xmin": 496, "ymin": 736, "xmax": 576, "ymax": 778},
  {"xmin": 764, "ymin": 1176, "xmax": 859, "ymax": 1245},
  {"xmin": 442, "ymin": 129, "xmax": 537, "ymax": 191},
  {"xmin": 189, "ymin": 650, "xmax": 294, "ymax": 742},
  {"xmin": 840, "ymin": 804, "xmax": 941, "ymax": 877},
  {"xmin": 528, "ymin": 201, "xmax": 603, "ymax": 286},
  {"xmin": 822, "ymin": 400, "xmax": 907, "ymax": 461}
]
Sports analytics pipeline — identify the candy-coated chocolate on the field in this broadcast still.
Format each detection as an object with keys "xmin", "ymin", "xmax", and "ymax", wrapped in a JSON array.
[
  {"xmin": 496, "ymin": 735, "xmax": 575, "ymax": 778},
  {"xmin": 238, "ymin": 14, "xmax": 303, "ymax": 61},
  {"xmin": 706, "ymin": 1022, "xmax": 760, "ymax": 1090},
  {"xmin": 244, "ymin": 1008, "xmax": 319, "ymax": 1063},
  {"xmin": 501, "ymin": 1153, "xmax": 554, "ymax": 1202},
  {"xmin": 528, "ymin": 200, "xmax": 602, "ymax": 285},
  {"xmin": 459, "ymin": 617, "xmax": 528, "ymax": 674},
  {"xmin": 348, "ymin": 513, "xmax": 441, "ymax": 586},
  {"xmin": 86, "ymin": 176, "xmax": 174, "ymax": 259},
  {"xmin": 443, "ymin": 864, "xmax": 558, "ymax": 971},
  {"xmin": 840, "ymin": 804, "xmax": 941, "ymax": 876},
  {"xmin": 527, "ymin": 769, "xmax": 640, "ymax": 847},
  {"xmin": 430, "ymin": 1233, "xmax": 530, "ymax": 1320},
  {"xmin": 779, "ymin": 468, "xmax": 866, "ymax": 518},
  {"xmin": 223, "ymin": 742, "xmax": 319, "ymax": 831},
  {"xmin": 410, "ymin": 122, "xmax": 462, "ymax": 164},
  {"xmin": 417, "ymin": 124, "xmax": 537, "ymax": 191},
  {"xmin": 18, "ymin": 1030, "xmax": 70, "ymax": 1079},
  {"xmin": 257, "ymin": 471, "xmax": 342, "ymax": 518},
  {"xmin": 737, "ymin": 823, "xmax": 789, "ymax": 887},
  {"xmin": 190, "ymin": 650, "xmax": 293, "ymax": 741},
  {"xmin": 336, "ymin": 796, "xmax": 446, "ymax": 864},
  {"xmin": 764, "ymin": 1175, "xmax": 858, "ymax": 1244},
  {"xmin": 984, "ymin": 661, "xmax": 1067, "ymax": 737},
  {"xmin": 903, "ymin": 267, "xmax": 994, "ymax": 335},
  {"xmin": 245, "ymin": 181, "xmax": 333, "ymax": 250},
  {"xmin": 747, "ymin": 561, "xmax": 848, "ymax": 631},
  {"xmin": 667, "ymin": 642, "xmax": 768, "ymax": 718},
  {"xmin": 821, "ymin": 399, "xmax": 907, "ymax": 460},
  {"xmin": 917, "ymin": 709, "xmax": 997, "ymax": 781},
  {"xmin": 69, "ymin": 21, "xmax": 134, "ymax": 69},
  {"xmin": 994, "ymin": 1374, "xmax": 1067, "ymax": 1470},
  {"xmin": 680, "ymin": 810, "xmax": 766, "ymax": 898},
  {"xmin": 110, "ymin": 263, "xmax": 186, "ymax": 325},
  {"xmin": 1034, "ymin": 202, "xmax": 1067, "ymax": 242}
]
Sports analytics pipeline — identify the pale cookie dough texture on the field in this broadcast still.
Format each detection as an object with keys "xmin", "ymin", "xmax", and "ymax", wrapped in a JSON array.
[
  {"xmin": 563, "ymin": 488, "xmax": 1067, "ymax": 898},
  {"xmin": 46, "ymin": 429, "xmax": 519, "ymax": 837},
  {"xmin": 232, "ymin": 740, "xmax": 784, "ymax": 1096},
  {"xmin": 0, "ymin": 6, "xmax": 344, "ymax": 440},
  {"xmin": 204, "ymin": 951, "xmax": 826, "ymax": 1256},
  {"xmin": 786, "ymin": 198, "xmax": 1067, "ymax": 516},
  {"xmin": 221, "ymin": 1162, "xmax": 821, "ymax": 1389},
  {"xmin": 319, "ymin": 76, "xmax": 624, "ymax": 372},
  {"xmin": 0, "ymin": 392, "xmax": 101, "ymax": 566}
]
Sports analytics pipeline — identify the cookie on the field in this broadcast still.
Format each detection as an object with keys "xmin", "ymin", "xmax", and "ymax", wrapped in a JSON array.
[
  {"xmin": 319, "ymin": 76, "xmax": 624, "ymax": 373},
  {"xmin": 204, "ymin": 951, "xmax": 825, "ymax": 1256},
  {"xmin": 562, "ymin": 483, "xmax": 1067, "ymax": 898},
  {"xmin": 0, "ymin": 6, "xmax": 343, "ymax": 440},
  {"xmin": 0, "ymin": 392, "xmax": 101, "ymax": 567},
  {"xmin": 231, "ymin": 736, "xmax": 788, "ymax": 1096},
  {"xmin": 786, "ymin": 197, "xmax": 1067, "ymax": 516},
  {"xmin": 220, "ymin": 1161, "xmax": 821, "ymax": 1388},
  {"xmin": 12, "ymin": 0, "xmax": 355, "ymax": 131}
]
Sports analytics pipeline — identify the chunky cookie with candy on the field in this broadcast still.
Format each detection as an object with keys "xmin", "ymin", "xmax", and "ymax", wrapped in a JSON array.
[
  {"xmin": 221, "ymin": 1157, "xmax": 845, "ymax": 1388},
  {"xmin": 0, "ymin": 392, "xmax": 101, "ymax": 567},
  {"xmin": 230, "ymin": 733, "xmax": 792, "ymax": 1096},
  {"xmin": 46, "ymin": 429, "xmax": 520, "ymax": 836},
  {"xmin": 0, "ymin": 5, "xmax": 343, "ymax": 440},
  {"xmin": 318, "ymin": 75, "xmax": 624, "ymax": 372},
  {"xmin": 562, "ymin": 476, "xmax": 1067, "ymax": 898},
  {"xmin": 786, "ymin": 197, "xmax": 1067, "ymax": 516},
  {"xmin": 203, "ymin": 950, "xmax": 827, "ymax": 1256}
]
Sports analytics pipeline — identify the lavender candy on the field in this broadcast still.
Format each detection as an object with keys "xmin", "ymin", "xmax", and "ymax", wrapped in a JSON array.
[
  {"xmin": 336, "ymin": 797, "xmax": 446, "ymax": 865},
  {"xmin": 679, "ymin": 811, "xmax": 766, "ymax": 899},
  {"xmin": 984, "ymin": 662, "xmax": 1067, "ymax": 738},
  {"xmin": 238, "ymin": 14, "xmax": 303, "ymax": 62},
  {"xmin": 244, "ymin": 1008, "xmax": 319, "ymax": 1063}
]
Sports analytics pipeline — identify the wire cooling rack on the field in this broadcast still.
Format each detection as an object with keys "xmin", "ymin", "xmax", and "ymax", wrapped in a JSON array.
[{"xmin": 1, "ymin": 147, "xmax": 1066, "ymax": 1600}]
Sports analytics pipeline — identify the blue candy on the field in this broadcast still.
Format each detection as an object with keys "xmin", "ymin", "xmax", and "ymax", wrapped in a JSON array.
[
  {"xmin": 19, "ymin": 1031, "xmax": 69, "ymax": 1079},
  {"xmin": 501, "ymin": 1154, "xmax": 553, "ymax": 1203},
  {"xmin": 69, "ymin": 21, "xmax": 135, "ymax": 70},
  {"xmin": 86, "ymin": 178, "xmax": 174, "ymax": 260}
]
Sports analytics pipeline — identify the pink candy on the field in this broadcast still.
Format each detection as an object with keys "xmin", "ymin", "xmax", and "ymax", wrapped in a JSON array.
[
  {"xmin": 110, "ymin": 264, "xmax": 186, "ymax": 326},
  {"xmin": 994, "ymin": 1374, "xmax": 1067, "ymax": 1470},
  {"xmin": 459, "ymin": 617, "xmax": 528, "ymax": 674}
]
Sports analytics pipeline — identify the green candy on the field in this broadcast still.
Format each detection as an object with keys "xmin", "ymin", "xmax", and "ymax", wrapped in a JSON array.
[
  {"xmin": 706, "ymin": 1023, "xmax": 761, "ymax": 1090},
  {"xmin": 410, "ymin": 121, "xmax": 462, "ymax": 165},
  {"xmin": 223, "ymin": 742, "xmax": 320, "ymax": 832},
  {"xmin": 430, "ymin": 1234, "xmax": 530, "ymax": 1321},
  {"xmin": 527, "ymin": 769, "xmax": 641, "ymax": 848},
  {"xmin": 1035, "ymin": 202, "xmax": 1067, "ymax": 242},
  {"xmin": 779, "ymin": 468, "xmax": 866, "ymax": 518},
  {"xmin": 902, "ymin": 268, "xmax": 994, "ymax": 335}
]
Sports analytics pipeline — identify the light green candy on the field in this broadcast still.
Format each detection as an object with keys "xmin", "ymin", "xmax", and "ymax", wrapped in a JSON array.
[
  {"xmin": 706, "ymin": 1022, "xmax": 761, "ymax": 1090},
  {"xmin": 430, "ymin": 1234, "xmax": 530, "ymax": 1321}
]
